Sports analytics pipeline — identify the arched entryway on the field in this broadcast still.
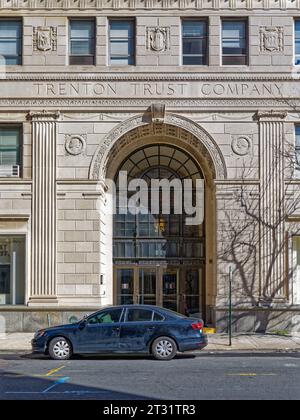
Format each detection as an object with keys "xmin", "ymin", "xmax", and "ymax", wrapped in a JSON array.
[
  {"xmin": 90, "ymin": 115, "xmax": 226, "ymax": 324},
  {"xmin": 113, "ymin": 144, "xmax": 204, "ymax": 317}
]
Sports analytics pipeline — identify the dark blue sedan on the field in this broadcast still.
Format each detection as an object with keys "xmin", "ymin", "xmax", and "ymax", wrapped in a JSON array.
[{"xmin": 31, "ymin": 305, "xmax": 208, "ymax": 361}]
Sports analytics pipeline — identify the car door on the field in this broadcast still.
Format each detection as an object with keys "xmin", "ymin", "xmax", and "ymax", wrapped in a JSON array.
[
  {"xmin": 77, "ymin": 308, "xmax": 124, "ymax": 353},
  {"xmin": 119, "ymin": 308, "xmax": 159, "ymax": 352}
]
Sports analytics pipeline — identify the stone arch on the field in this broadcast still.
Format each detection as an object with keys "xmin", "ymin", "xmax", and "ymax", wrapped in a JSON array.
[
  {"xmin": 90, "ymin": 113, "xmax": 223, "ymax": 323},
  {"xmin": 89, "ymin": 113, "xmax": 227, "ymax": 181}
]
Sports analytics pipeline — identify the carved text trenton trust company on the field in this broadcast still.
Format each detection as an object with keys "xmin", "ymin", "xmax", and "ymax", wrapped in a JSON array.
[{"xmin": 29, "ymin": 81, "xmax": 286, "ymax": 98}]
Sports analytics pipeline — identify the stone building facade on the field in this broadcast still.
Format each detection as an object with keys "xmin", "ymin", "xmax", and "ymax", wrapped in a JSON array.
[{"xmin": 1, "ymin": 0, "xmax": 300, "ymax": 332}]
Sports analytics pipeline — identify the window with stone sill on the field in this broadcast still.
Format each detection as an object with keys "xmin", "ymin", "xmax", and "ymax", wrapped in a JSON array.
[
  {"xmin": 222, "ymin": 19, "xmax": 248, "ymax": 66},
  {"xmin": 69, "ymin": 19, "xmax": 95, "ymax": 65},
  {"xmin": 0, "ymin": 126, "xmax": 21, "ymax": 178},
  {"xmin": 295, "ymin": 20, "xmax": 300, "ymax": 66},
  {"xmin": 182, "ymin": 19, "xmax": 208, "ymax": 66},
  {"xmin": 0, "ymin": 19, "xmax": 22, "ymax": 66},
  {"xmin": 109, "ymin": 20, "xmax": 135, "ymax": 66}
]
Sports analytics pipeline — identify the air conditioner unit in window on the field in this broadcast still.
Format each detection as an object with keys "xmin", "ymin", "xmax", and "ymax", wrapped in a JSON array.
[{"xmin": 0, "ymin": 165, "xmax": 20, "ymax": 178}]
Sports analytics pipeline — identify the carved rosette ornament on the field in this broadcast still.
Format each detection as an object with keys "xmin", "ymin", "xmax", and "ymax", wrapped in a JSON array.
[
  {"xmin": 33, "ymin": 27, "xmax": 57, "ymax": 52},
  {"xmin": 231, "ymin": 135, "xmax": 252, "ymax": 156},
  {"xmin": 147, "ymin": 27, "xmax": 170, "ymax": 53},
  {"xmin": 65, "ymin": 134, "xmax": 87, "ymax": 156},
  {"xmin": 260, "ymin": 27, "xmax": 284, "ymax": 53}
]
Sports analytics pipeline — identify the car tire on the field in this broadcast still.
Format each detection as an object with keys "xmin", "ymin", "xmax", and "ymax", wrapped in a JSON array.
[
  {"xmin": 151, "ymin": 336, "xmax": 177, "ymax": 361},
  {"xmin": 48, "ymin": 337, "xmax": 73, "ymax": 361}
]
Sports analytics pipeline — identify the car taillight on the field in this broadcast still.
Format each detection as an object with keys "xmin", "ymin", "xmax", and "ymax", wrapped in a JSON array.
[{"xmin": 191, "ymin": 322, "xmax": 203, "ymax": 330}]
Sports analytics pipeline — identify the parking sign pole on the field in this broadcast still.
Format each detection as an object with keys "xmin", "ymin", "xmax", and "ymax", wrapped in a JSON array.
[{"xmin": 229, "ymin": 266, "xmax": 233, "ymax": 347}]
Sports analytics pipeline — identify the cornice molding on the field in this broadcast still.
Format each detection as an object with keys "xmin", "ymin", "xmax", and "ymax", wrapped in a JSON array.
[
  {"xmin": 2, "ymin": 74, "xmax": 300, "ymax": 82},
  {"xmin": 0, "ymin": 98, "xmax": 297, "ymax": 108},
  {"xmin": 0, "ymin": 0, "xmax": 297, "ymax": 11}
]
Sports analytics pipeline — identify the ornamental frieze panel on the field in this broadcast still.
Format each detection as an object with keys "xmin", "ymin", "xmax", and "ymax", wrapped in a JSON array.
[
  {"xmin": 33, "ymin": 27, "xmax": 57, "ymax": 52},
  {"xmin": 260, "ymin": 27, "xmax": 284, "ymax": 54},
  {"xmin": 146, "ymin": 27, "xmax": 171, "ymax": 53},
  {"xmin": 0, "ymin": 0, "xmax": 297, "ymax": 9}
]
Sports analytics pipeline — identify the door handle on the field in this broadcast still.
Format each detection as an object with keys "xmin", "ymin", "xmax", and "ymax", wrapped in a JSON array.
[{"xmin": 113, "ymin": 327, "xmax": 120, "ymax": 332}]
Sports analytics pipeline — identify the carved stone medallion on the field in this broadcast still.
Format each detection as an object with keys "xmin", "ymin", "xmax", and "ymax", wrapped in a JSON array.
[
  {"xmin": 33, "ymin": 27, "xmax": 57, "ymax": 52},
  {"xmin": 65, "ymin": 135, "xmax": 86, "ymax": 156},
  {"xmin": 231, "ymin": 136, "xmax": 252, "ymax": 156},
  {"xmin": 260, "ymin": 27, "xmax": 284, "ymax": 53},
  {"xmin": 147, "ymin": 27, "xmax": 170, "ymax": 53}
]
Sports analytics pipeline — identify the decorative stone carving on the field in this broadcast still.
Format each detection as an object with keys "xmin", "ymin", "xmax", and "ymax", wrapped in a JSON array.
[
  {"xmin": 0, "ymin": 0, "xmax": 299, "ymax": 10},
  {"xmin": 231, "ymin": 135, "xmax": 252, "ymax": 156},
  {"xmin": 260, "ymin": 27, "xmax": 284, "ymax": 53},
  {"xmin": 147, "ymin": 27, "xmax": 170, "ymax": 53},
  {"xmin": 90, "ymin": 114, "xmax": 227, "ymax": 181},
  {"xmin": 65, "ymin": 135, "xmax": 87, "ymax": 156},
  {"xmin": 33, "ymin": 27, "xmax": 57, "ymax": 52},
  {"xmin": 150, "ymin": 103, "xmax": 166, "ymax": 124}
]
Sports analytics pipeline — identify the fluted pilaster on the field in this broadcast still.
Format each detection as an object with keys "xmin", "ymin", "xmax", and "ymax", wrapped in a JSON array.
[
  {"xmin": 257, "ymin": 111, "xmax": 287, "ymax": 301},
  {"xmin": 28, "ymin": 111, "xmax": 60, "ymax": 304}
]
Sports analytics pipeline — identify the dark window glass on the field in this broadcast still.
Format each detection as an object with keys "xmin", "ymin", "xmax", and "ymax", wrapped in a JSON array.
[
  {"xmin": 153, "ymin": 312, "xmax": 164, "ymax": 321},
  {"xmin": 127, "ymin": 309, "xmax": 153, "ymax": 322},
  {"xmin": 0, "ymin": 127, "xmax": 21, "ymax": 177},
  {"xmin": 69, "ymin": 20, "xmax": 95, "ymax": 65},
  {"xmin": 88, "ymin": 308, "xmax": 123, "ymax": 324},
  {"xmin": 109, "ymin": 20, "xmax": 135, "ymax": 65},
  {"xmin": 222, "ymin": 20, "xmax": 248, "ymax": 65},
  {"xmin": 182, "ymin": 20, "xmax": 208, "ymax": 65},
  {"xmin": 0, "ymin": 20, "xmax": 22, "ymax": 65},
  {"xmin": 295, "ymin": 21, "xmax": 300, "ymax": 65}
]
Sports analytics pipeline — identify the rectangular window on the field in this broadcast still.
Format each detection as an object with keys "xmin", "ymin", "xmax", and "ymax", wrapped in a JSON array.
[
  {"xmin": 0, "ymin": 20, "xmax": 22, "ymax": 65},
  {"xmin": 222, "ymin": 20, "xmax": 248, "ymax": 65},
  {"xmin": 0, "ymin": 236, "xmax": 25, "ymax": 305},
  {"xmin": 182, "ymin": 20, "xmax": 208, "ymax": 65},
  {"xmin": 0, "ymin": 126, "xmax": 21, "ymax": 178},
  {"xmin": 69, "ymin": 19, "xmax": 95, "ymax": 65},
  {"xmin": 109, "ymin": 20, "xmax": 135, "ymax": 65},
  {"xmin": 295, "ymin": 20, "xmax": 300, "ymax": 65}
]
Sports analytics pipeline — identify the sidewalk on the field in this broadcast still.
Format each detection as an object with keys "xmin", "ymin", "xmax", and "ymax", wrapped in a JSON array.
[{"xmin": 1, "ymin": 332, "xmax": 300, "ymax": 353}]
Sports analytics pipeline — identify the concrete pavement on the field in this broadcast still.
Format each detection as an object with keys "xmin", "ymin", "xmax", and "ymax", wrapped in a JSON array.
[{"xmin": 1, "ymin": 332, "xmax": 300, "ymax": 353}]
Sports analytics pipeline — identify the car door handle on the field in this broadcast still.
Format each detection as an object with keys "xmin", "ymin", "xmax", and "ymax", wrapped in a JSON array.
[
  {"xmin": 112, "ymin": 327, "xmax": 120, "ymax": 332},
  {"xmin": 147, "ymin": 327, "xmax": 156, "ymax": 331}
]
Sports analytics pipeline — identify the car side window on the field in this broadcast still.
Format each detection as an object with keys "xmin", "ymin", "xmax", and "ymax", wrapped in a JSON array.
[
  {"xmin": 126, "ymin": 309, "xmax": 153, "ymax": 322},
  {"xmin": 153, "ymin": 312, "xmax": 164, "ymax": 322},
  {"xmin": 88, "ymin": 308, "xmax": 123, "ymax": 325}
]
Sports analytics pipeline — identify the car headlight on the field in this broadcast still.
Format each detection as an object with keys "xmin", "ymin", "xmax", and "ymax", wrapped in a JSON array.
[{"xmin": 34, "ymin": 330, "xmax": 46, "ymax": 339}]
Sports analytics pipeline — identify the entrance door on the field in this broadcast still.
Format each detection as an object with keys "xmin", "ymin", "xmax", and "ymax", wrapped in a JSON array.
[
  {"xmin": 162, "ymin": 269, "xmax": 178, "ymax": 312},
  {"xmin": 139, "ymin": 268, "xmax": 157, "ymax": 306},
  {"xmin": 115, "ymin": 266, "xmax": 202, "ymax": 315}
]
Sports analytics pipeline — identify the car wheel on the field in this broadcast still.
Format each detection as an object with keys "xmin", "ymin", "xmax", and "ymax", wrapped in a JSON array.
[
  {"xmin": 48, "ymin": 337, "xmax": 73, "ymax": 360},
  {"xmin": 152, "ymin": 336, "xmax": 177, "ymax": 361}
]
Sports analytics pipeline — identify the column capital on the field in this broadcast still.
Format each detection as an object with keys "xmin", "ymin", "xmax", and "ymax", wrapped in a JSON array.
[
  {"xmin": 26, "ymin": 110, "xmax": 60, "ymax": 122},
  {"xmin": 254, "ymin": 110, "xmax": 287, "ymax": 122}
]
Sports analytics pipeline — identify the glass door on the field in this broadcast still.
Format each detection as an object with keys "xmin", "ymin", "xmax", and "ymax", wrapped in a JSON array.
[
  {"xmin": 139, "ymin": 268, "xmax": 157, "ymax": 306},
  {"xmin": 181, "ymin": 269, "xmax": 202, "ymax": 318},
  {"xmin": 162, "ymin": 269, "xmax": 178, "ymax": 312},
  {"xmin": 115, "ymin": 268, "xmax": 134, "ymax": 305}
]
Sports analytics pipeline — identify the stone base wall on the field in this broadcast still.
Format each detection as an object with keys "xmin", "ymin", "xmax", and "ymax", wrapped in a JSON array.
[
  {"xmin": 0, "ymin": 308, "xmax": 99, "ymax": 333},
  {"xmin": 216, "ymin": 308, "xmax": 300, "ymax": 333}
]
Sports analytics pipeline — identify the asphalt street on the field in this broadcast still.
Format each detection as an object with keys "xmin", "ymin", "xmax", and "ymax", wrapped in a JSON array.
[{"xmin": 0, "ymin": 352, "xmax": 300, "ymax": 400}]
